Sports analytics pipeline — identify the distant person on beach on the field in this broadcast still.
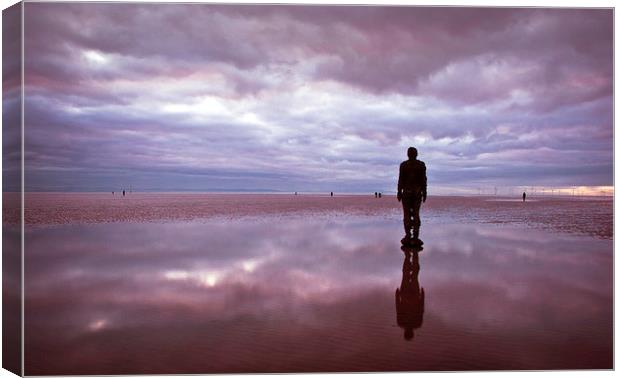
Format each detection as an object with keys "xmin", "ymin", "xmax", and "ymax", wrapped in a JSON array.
[
  {"xmin": 378, "ymin": 192, "xmax": 382, "ymax": 198},
  {"xmin": 112, "ymin": 191, "xmax": 114, "ymax": 196},
  {"xmin": 523, "ymin": 192, "xmax": 526, "ymax": 202},
  {"xmin": 396, "ymin": 246, "xmax": 425, "ymax": 341},
  {"xmin": 122, "ymin": 190, "xmax": 125, "ymax": 197},
  {"xmin": 331, "ymin": 192, "xmax": 333, "ymax": 197},
  {"xmin": 397, "ymin": 147, "xmax": 427, "ymax": 246},
  {"xmin": 375, "ymin": 192, "xmax": 378, "ymax": 198}
]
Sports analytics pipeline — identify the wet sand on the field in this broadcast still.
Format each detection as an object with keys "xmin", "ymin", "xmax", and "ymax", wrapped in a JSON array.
[
  {"xmin": 5, "ymin": 192, "xmax": 613, "ymax": 239},
  {"xmin": 14, "ymin": 194, "xmax": 613, "ymax": 374}
]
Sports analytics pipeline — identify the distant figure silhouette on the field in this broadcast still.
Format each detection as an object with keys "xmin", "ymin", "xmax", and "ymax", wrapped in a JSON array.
[
  {"xmin": 330, "ymin": 192, "xmax": 333, "ymax": 197},
  {"xmin": 122, "ymin": 190, "xmax": 125, "ymax": 197},
  {"xmin": 397, "ymin": 147, "xmax": 427, "ymax": 246},
  {"xmin": 112, "ymin": 191, "xmax": 114, "ymax": 196},
  {"xmin": 378, "ymin": 192, "xmax": 382, "ymax": 198},
  {"xmin": 396, "ymin": 245, "xmax": 425, "ymax": 341},
  {"xmin": 523, "ymin": 192, "xmax": 526, "ymax": 202},
  {"xmin": 375, "ymin": 192, "xmax": 378, "ymax": 198}
]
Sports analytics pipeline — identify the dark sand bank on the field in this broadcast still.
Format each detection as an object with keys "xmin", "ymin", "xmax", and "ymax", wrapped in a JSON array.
[{"xmin": 4, "ymin": 192, "xmax": 613, "ymax": 239}]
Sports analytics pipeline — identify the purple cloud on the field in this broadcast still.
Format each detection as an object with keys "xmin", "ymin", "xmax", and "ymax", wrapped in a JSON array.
[{"xmin": 18, "ymin": 4, "xmax": 613, "ymax": 192}]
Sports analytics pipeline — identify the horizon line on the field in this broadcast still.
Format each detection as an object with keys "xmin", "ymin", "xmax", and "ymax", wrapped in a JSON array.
[{"xmin": 6, "ymin": 190, "xmax": 614, "ymax": 197}]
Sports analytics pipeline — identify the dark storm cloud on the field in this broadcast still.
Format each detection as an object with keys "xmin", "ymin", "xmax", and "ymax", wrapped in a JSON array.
[{"xmin": 22, "ymin": 4, "xmax": 613, "ymax": 192}]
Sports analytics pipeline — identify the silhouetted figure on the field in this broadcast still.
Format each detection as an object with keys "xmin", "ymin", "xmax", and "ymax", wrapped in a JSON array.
[
  {"xmin": 397, "ymin": 147, "xmax": 427, "ymax": 246},
  {"xmin": 375, "ymin": 192, "xmax": 378, "ymax": 198},
  {"xmin": 378, "ymin": 192, "xmax": 382, "ymax": 198},
  {"xmin": 112, "ymin": 191, "xmax": 114, "ymax": 196},
  {"xmin": 396, "ymin": 245, "xmax": 425, "ymax": 341},
  {"xmin": 122, "ymin": 190, "xmax": 125, "ymax": 197},
  {"xmin": 330, "ymin": 192, "xmax": 333, "ymax": 197},
  {"xmin": 522, "ymin": 192, "xmax": 526, "ymax": 202}
]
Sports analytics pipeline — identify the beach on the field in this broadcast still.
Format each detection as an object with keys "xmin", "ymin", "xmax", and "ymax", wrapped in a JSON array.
[
  {"xmin": 5, "ymin": 193, "xmax": 613, "ymax": 239},
  {"xmin": 10, "ymin": 193, "xmax": 613, "ymax": 374}
]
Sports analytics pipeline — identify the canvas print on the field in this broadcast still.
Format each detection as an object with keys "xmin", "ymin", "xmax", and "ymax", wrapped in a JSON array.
[{"xmin": 2, "ymin": 2, "xmax": 614, "ymax": 375}]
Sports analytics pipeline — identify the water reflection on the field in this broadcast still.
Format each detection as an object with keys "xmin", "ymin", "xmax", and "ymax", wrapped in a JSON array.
[
  {"xmin": 24, "ymin": 217, "xmax": 612, "ymax": 374},
  {"xmin": 396, "ymin": 245, "xmax": 424, "ymax": 341}
]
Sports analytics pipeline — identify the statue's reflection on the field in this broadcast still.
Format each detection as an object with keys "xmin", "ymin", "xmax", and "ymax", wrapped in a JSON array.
[{"xmin": 396, "ymin": 245, "xmax": 425, "ymax": 341}]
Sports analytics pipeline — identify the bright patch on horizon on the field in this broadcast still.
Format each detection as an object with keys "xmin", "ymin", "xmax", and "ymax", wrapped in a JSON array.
[
  {"xmin": 164, "ymin": 270, "xmax": 189, "ymax": 280},
  {"xmin": 198, "ymin": 272, "xmax": 219, "ymax": 287},
  {"xmin": 163, "ymin": 269, "xmax": 221, "ymax": 287},
  {"xmin": 242, "ymin": 260, "xmax": 260, "ymax": 272}
]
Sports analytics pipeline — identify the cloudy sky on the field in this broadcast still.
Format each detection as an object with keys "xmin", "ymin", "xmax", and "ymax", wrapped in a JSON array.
[{"xmin": 19, "ymin": 4, "xmax": 613, "ymax": 193}]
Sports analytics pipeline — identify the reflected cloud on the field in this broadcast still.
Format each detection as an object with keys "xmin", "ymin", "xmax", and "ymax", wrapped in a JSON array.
[
  {"xmin": 88, "ymin": 319, "xmax": 109, "ymax": 332},
  {"xmin": 24, "ymin": 217, "xmax": 612, "ymax": 374}
]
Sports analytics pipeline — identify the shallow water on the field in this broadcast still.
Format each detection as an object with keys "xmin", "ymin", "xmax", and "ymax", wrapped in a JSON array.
[
  {"xmin": 4, "ymin": 193, "xmax": 614, "ymax": 240},
  {"xmin": 24, "ymin": 216, "xmax": 612, "ymax": 374}
]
